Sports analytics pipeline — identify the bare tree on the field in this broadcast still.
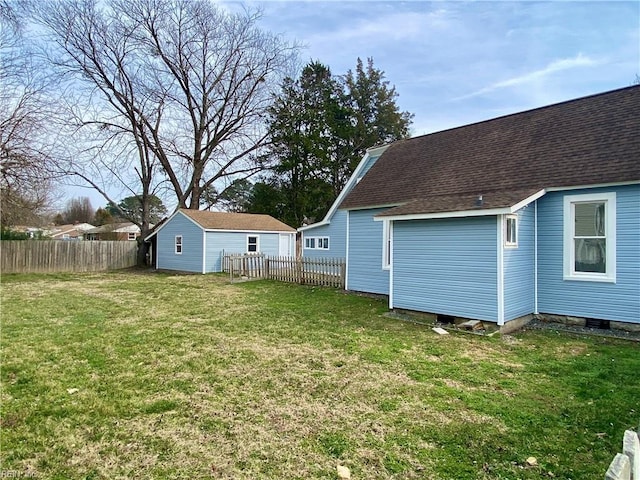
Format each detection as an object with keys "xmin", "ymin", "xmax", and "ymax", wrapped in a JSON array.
[
  {"xmin": 34, "ymin": 0, "xmax": 298, "ymax": 213},
  {"xmin": 0, "ymin": 0, "xmax": 59, "ymax": 226},
  {"xmin": 61, "ymin": 197, "xmax": 94, "ymax": 224}
]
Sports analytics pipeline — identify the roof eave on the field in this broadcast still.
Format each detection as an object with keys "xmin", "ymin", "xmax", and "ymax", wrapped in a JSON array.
[{"xmin": 374, "ymin": 189, "xmax": 547, "ymax": 221}]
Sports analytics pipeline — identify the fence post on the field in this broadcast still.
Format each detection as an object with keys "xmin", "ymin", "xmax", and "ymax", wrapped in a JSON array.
[
  {"xmin": 607, "ymin": 454, "xmax": 631, "ymax": 480},
  {"xmin": 624, "ymin": 430, "xmax": 640, "ymax": 480}
]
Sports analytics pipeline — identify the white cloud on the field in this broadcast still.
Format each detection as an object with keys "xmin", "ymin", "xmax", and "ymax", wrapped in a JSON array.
[{"xmin": 456, "ymin": 53, "xmax": 602, "ymax": 100}]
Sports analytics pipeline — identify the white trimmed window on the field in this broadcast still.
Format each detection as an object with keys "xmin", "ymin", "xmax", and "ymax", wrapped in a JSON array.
[
  {"xmin": 563, "ymin": 192, "xmax": 616, "ymax": 282},
  {"xmin": 128, "ymin": 232, "xmax": 136, "ymax": 241},
  {"xmin": 304, "ymin": 236, "xmax": 329, "ymax": 250},
  {"xmin": 382, "ymin": 221, "xmax": 392, "ymax": 269},
  {"xmin": 505, "ymin": 215, "xmax": 518, "ymax": 247},
  {"xmin": 247, "ymin": 235, "xmax": 259, "ymax": 253},
  {"xmin": 175, "ymin": 235, "xmax": 183, "ymax": 254}
]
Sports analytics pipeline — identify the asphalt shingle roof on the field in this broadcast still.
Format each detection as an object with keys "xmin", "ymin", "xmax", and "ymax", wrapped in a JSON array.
[
  {"xmin": 180, "ymin": 209, "xmax": 295, "ymax": 232},
  {"xmin": 340, "ymin": 85, "xmax": 640, "ymax": 215}
]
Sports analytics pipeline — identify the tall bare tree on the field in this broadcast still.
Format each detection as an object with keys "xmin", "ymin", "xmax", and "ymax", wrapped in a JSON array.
[
  {"xmin": 35, "ymin": 0, "xmax": 298, "ymax": 216},
  {"xmin": 0, "ymin": 0, "xmax": 59, "ymax": 226}
]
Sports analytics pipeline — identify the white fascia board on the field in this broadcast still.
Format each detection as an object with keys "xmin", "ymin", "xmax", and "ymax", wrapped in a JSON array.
[
  {"xmin": 143, "ymin": 210, "xmax": 202, "ymax": 241},
  {"xmin": 546, "ymin": 180, "xmax": 639, "ymax": 192},
  {"xmin": 374, "ymin": 190, "xmax": 548, "ymax": 222},
  {"xmin": 298, "ymin": 221, "xmax": 329, "ymax": 232},
  {"xmin": 204, "ymin": 228, "xmax": 295, "ymax": 234},
  {"xmin": 299, "ymin": 145, "xmax": 390, "ymax": 233},
  {"xmin": 374, "ymin": 207, "xmax": 512, "ymax": 222}
]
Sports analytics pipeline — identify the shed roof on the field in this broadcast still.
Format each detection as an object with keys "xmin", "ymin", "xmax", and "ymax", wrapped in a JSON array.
[
  {"xmin": 341, "ymin": 85, "xmax": 640, "ymax": 216},
  {"xmin": 85, "ymin": 222, "xmax": 140, "ymax": 234},
  {"xmin": 179, "ymin": 209, "xmax": 296, "ymax": 232}
]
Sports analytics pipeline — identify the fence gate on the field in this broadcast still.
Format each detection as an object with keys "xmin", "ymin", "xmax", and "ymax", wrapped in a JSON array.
[{"xmin": 223, "ymin": 254, "xmax": 345, "ymax": 288}]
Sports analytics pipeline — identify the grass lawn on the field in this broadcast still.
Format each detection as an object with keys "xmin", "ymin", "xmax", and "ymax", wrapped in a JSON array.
[{"xmin": 1, "ymin": 272, "xmax": 639, "ymax": 479}]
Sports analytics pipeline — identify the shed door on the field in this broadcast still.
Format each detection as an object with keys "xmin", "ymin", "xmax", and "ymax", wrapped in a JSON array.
[{"xmin": 279, "ymin": 234, "xmax": 291, "ymax": 257}]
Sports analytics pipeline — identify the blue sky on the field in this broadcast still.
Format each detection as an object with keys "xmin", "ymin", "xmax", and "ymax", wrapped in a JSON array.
[
  {"xmin": 69, "ymin": 0, "xmax": 640, "ymax": 210},
  {"xmin": 243, "ymin": 0, "xmax": 640, "ymax": 135}
]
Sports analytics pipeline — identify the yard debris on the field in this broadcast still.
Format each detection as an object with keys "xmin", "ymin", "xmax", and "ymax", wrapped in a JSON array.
[
  {"xmin": 432, "ymin": 327, "xmax": 449, "ymax": 335},
  {"xmin": 337, "ymin": 464, "xmax": 351, "ymax": 479},
  {"xmin": 526, "ymin": 456, "xmax": 538, "ymax": 467},
  {"xmin": 66, "ymin": 388, "xmax": 79, "ymax": 394},
  {"xmin": 459, "ymin": 320, "xmax": 483, "ymax": 331}
]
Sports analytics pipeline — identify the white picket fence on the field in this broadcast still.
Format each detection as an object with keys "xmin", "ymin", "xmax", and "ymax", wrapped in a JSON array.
[{"xmin": 606, "ymin": 429, "xmax": 640, "ymax": 480}]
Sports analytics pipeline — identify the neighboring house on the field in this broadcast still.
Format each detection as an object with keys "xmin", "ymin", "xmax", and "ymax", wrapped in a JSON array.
[
  {"xmin": 49, "ymin": 223, "xmax": 95, "ymax": 240},
  {"xmin": 85, "ymin": 222, "xmax": 141, "ymax": 241},
  {"xmin": 145, "ymin": 209, "xmax": 296, "ymax": 274},
  {"xmin": 301, "ymin": 85, "xmax": 640, "ymax": 329}
]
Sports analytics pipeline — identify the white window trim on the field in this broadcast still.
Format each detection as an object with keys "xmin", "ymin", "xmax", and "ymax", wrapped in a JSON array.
[
  {"xmin": 504, "ymin": 214, "xmax": 518, "ymax": 248},
  {"xmin": 246, "ymin": 235, "xmax": 260, "ymax": 253},
  {"xmin": 175, "ymin": 235, "xmax": 183, "ymax": 255},
  {"xmin": 563, "ymin": 192, "xmax": 616, "ymax": 283},
  {"xmin": 128, "ymin": 232, "xmax": 137, "ymax": 241},
  {"xmin": 303, "ymin": 236, "xmax": 330, "ymax": 250},
  {"xmin": 382, "ymin": 220, "xmax": 392, "ymax": 270}
]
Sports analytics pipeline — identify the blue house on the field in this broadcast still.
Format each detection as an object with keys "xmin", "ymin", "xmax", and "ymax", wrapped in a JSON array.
[
  {"xmin": 146, "ymin": 209, "xmax": 296, "ymax": 274},
  {"xmin": 301, "ymin": 86, "xmax": 640, "ymax": 330}
]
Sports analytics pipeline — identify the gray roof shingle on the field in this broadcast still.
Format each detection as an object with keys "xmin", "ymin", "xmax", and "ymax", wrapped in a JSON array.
[{"xmin": 340, "ymin": 85, "xmax": 640, "ymax": 215}]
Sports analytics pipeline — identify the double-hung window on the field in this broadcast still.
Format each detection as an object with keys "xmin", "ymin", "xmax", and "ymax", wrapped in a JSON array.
[
  {"xmin": 175, "ymin": 235, "xmax": 183, "ymax": 254},
  {"xmin": 247, "ymin": 235, "xmax": 259, "ymax": 253},
  {"xmin": 563, "ymin": 192, "xmax": 616, "ymax": 282}
]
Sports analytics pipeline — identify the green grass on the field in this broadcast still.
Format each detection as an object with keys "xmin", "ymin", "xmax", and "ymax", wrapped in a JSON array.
[{"xmin": 1, "ymin": 271, "xmax": 638, "ymax": 479}]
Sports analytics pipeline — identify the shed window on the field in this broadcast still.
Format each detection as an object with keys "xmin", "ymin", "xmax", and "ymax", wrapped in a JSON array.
[
  {"xmin": 563, "ymin": 192, "xmax": 615, "ymax": 282},
  {"xmin": 247, "ymin": 235, "xmax": 259, "ymax": 253},
  {"xmin": 175, "ymin": 235, "xmax": 182, "ymax": 254},
  {"xmin": 128, "ymin": 232, "xmax": 137, "ymax": 241}
]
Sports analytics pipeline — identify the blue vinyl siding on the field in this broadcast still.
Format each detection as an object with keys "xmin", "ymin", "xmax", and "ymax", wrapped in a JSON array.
[
  {"xmin": 302, "ymin": 210, "xmax": 347, "ymax": 259},
  {"xmin": 504, "ymin": 206, "xmax": 535, "ymax": 321},
  {"xmin": 156, "ymin": 213, "xmax": 203, "ymax": 273},
  {"xmin": 537, "ymin": 185, "xmax": 640, "ymax": 324},
  {"xmin": 347, "ymin": 208, "xmax": 389, "ymax": 295},
  {"xmin": 204, "ymin": 231, "xmax": 281, "ymax": 272},
  {"xmin": 357, "ymin": 154, "xmax": 381, "ymax": 180},
  {"xmin": 393, "ymin": 216, "xmax": 498, "ymax": 321}
]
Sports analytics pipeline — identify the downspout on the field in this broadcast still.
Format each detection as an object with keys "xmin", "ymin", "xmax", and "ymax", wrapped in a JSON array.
[
  {"xmin": 202, "ymin": 229, "xmax": 206, "ymax": 274},
  {"xmin": 388, "ymin": 220, "xmax": 394, "ymax": 309},
  {"xmin": 534, "ymin": 200, "xmax": 538, "ymax": 315},
  {"xmin": 345, "ymin": 211, "xmax": 350, "ymax": 290},
  {"xmin": 497, "ymin": 215, "xmax": 505, "ymax": 325}
]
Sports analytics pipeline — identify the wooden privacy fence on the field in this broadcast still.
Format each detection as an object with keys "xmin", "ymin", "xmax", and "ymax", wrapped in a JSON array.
[
  {"xmin": 223, "ymin": 253, "xmax": 345, "ymax": 288},
  {"xmin": 0, "ymin": 240, "xmax": 138, "ymax": 273}
]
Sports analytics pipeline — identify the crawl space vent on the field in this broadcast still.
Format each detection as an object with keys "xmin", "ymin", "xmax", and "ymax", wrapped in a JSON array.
[
  {"xmin": 437, "ymin": 314, "xmax": 455, "ymax": 325},
  {"xmin": 585, "ymin": 318, "xmax": 610, "ymax": 330}
]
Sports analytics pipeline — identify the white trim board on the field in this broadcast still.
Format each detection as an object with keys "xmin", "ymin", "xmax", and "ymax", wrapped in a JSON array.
[{"xmin": 298, "ymin": 145, "xmax": 389, "ymax": 232}]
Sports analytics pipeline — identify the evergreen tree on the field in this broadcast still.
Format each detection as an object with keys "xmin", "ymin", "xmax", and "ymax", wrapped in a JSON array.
[
  {"xmin": 260, "ymin": 58, "xmax": 413, "ymax": 227},
  {"xmin": 344, "ymin": 57, "xmax": 413, "ymax": 171}
]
